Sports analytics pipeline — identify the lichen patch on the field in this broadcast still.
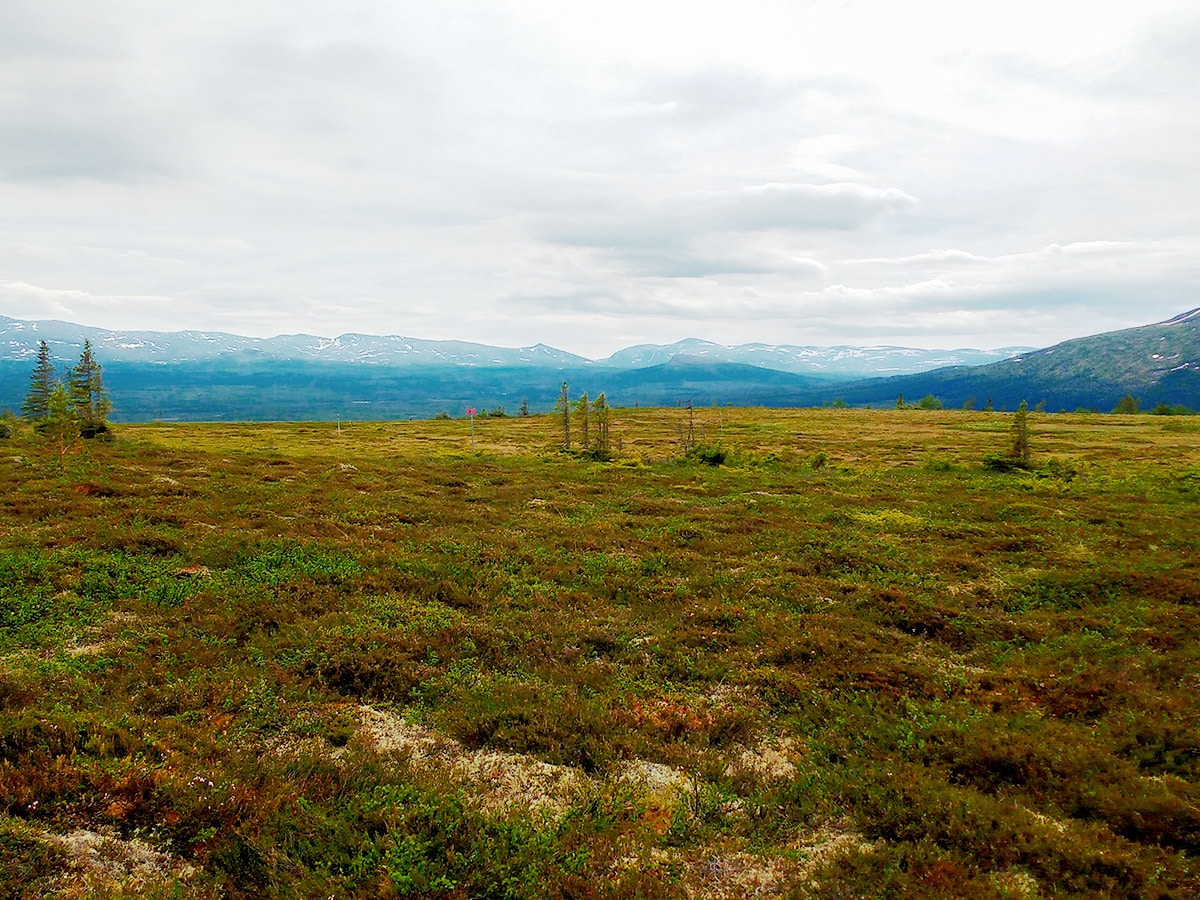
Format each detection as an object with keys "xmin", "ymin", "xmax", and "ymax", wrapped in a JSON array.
[
  {"xmin": 357, "ymin": 705, "xmax": 585, "ymax": 815},
  {"xmin": 49, "ymin": 827, "xmax": 195, "ymax": 893}
]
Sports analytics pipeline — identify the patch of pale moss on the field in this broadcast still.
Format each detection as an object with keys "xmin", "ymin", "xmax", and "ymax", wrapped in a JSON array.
[{"xmin": 357, "ymin": 705, "xmax": 586, "ymax": 815}]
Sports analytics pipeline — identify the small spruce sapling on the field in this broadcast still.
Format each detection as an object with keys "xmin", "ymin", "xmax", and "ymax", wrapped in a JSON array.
[
  {"xmin": 576, "ymin": 391, "xmax": 589, "ymax": 450},
  {"xmin": 556, "ymin": 382, "xmax": 571, "ymax": 449},
  {"xmin": 44, "ymin": 381, "xmax": 80, "ymax": 467},
  {"xmin": 1008, "ymin": 400, "xmax": 1030, "ymax": 467},
  {"xmin": 983, "ymin": 400, "xmax": 1033, "ymax": 472},
  {"xmin": 592, "ymin": 393, "xmax": 611, "ymax": 456}
]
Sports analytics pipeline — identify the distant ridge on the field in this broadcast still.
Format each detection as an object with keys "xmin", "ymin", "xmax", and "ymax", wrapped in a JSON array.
[
  {"xmin": 595, "ymin": 337, "xmax": 1028, "ymax": 376},
  {"xmin": 803, "ymin": 307, "xmax": 1200, "ymax": 411},
  {"xmin": 0, "ymin": 317, "xmax": 590, "ymax": 368},
  {"xmin": 0, "ymin": 314, "xmax": 1027, "ymax": 378},
  {"xmin": 1001, "ymin": 306, "xmax": 1200, "ymax": 387},
  {"xmin": 1161, "ymin": 307, "xmax": 1200, "ymax": 325},
  {"xmin": 2, "ymin": 311, "xmax": 1195, "ymax": 420}
]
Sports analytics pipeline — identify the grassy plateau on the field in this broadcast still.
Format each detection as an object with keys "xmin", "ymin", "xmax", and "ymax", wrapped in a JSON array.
[{"xmin": 1, "ymin": 407, "xmax": 1198, "ymax": 898}]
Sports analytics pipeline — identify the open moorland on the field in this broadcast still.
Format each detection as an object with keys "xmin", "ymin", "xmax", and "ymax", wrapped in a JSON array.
[{"xmin": 1, "ymin": 408, "xmax": 1199, "ymax": 898}]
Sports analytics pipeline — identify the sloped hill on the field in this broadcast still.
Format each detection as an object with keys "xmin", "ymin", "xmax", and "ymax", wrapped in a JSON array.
[
  {"xmin": 813, "ymin": 309, "xmax": 1200, "ymax": 411},
  {"xmin": 602, "ymin": 356, "xmax": 829, "ymax": 408},
  {"xmin": 997, "ymin": 308, "xmax": 1199, "ymax": 390}
]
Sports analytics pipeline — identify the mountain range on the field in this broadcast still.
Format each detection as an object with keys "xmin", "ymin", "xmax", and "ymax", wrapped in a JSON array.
[
  {"xmin": 0, "ymin": 315, "xmax": 1027, "ymax": 376},
  {"xmin": 0, "ymin": 311, "xmax": 1196, "ymax": 420}
]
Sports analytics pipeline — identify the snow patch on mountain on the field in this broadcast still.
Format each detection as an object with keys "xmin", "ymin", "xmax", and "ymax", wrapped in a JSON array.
[
  {"xmin": 1162, "ymin": 307, "xmax": 1200, "ymax": 326},
  {"xmin": 0, "ymin": 314, "xmax": 1030, "ymax": 378}
]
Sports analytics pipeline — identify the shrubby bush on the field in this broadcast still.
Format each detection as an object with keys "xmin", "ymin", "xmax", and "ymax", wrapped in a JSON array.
[
  {"xmin": 1113, "ymin": 394, "xmax": 1139, "ymax": 414},
  {"xmin": 983, "ymin": 454, "xmax": 1030, "ymax": 473},
  {"xmin": 686, "ymin": 444, "xmax": 726, "ymax": 466},
  {"xmin": 1151, "ymin": 401, "xmax": 1193, "ymax": 415}
]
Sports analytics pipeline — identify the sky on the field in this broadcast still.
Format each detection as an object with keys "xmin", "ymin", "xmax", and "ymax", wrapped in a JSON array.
[{"xmin": 2, "ymin": 0, "xmax": 1199, "ymax": 358}]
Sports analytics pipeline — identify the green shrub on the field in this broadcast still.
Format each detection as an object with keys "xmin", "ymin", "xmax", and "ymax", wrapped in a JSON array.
[
  {"xmin": 982, "ymin": 454, "xmax": 1030, "ymax": 473},
  {"xmin": 686, "ymin": 445, "xmax": 726, "ymax": 466},
  {"xmin": 1038, "ymin": 457, "xmax": 1079, "ymax": 481},
  {"xmin": 1113, "ymin": 394, "xmax": 1140, "ymax": 414}
]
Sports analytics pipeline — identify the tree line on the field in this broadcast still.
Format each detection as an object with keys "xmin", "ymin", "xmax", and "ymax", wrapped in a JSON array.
[{"xmin": 11, "ymin": 340, "xmax": 113, "ymax": 451}]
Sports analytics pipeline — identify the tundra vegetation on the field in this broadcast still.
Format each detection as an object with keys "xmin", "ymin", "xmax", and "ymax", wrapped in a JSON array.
[{"xmin": 0, "ymin": 408, "xmax": 1198, "ymax": 898}]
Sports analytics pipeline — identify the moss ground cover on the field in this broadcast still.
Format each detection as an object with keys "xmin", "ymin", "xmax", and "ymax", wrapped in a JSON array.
[{"xmin": 0, "ymin": 408, "xmax": 1198, "ymax": 897}]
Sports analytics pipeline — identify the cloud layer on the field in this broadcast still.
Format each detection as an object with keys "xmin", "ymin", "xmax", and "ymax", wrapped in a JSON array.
[{"xmin": 2, "ymin": 0, "xmax": 1199, "ymax": 355}]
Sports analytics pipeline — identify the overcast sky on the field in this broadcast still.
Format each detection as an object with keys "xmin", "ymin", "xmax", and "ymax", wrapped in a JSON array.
[{"xmin": 2, "ymin": 1, "xmax": 1198, "ymax": 357}]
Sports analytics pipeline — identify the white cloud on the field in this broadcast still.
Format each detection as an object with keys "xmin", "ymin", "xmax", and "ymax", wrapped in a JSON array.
[
  {"xmin": 0, "ymin": 280, "xmax": 174, "ymax": 324},
  {"xmin": 676, "ymin": 182, "xmax": 916, "ymax": 232},
  {"xmin": 0, "ymin": 0, "xmax": 1197, "ymax": 357}
]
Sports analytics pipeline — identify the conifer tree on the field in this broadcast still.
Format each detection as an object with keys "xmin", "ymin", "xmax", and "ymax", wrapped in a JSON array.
[
  {"xmin": 67, "ymin": 340, "xmax": 112, "ymax": 437},
  {"xmin": 592, "ymin": 392, "xmax": 611, "ymax": 455},
  {"xmin": 556, "ymin": 382, "xmax": 571, "ymax": 449},
  {"xmin": 1008, "ymin": 400, "xmax": 1030, "ymax": 467},
  {"xmin": 1113, "ymin": 394, "xmax": 1139, "ymax": 415},
  {"xmin": 21, "ymin": 341, "xmax": 56, "ymax": 422},
  {"xmin": 44, "ymin": 381, "xmax": 80, "ymax": 467},
  {"xmin": 576, "ymin": 391, "xmax": 589, "ymax": 450}
]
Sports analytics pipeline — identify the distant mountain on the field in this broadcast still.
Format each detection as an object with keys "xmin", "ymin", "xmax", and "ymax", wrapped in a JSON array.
[
  {"xmin": 997, "ymin": 307, "xmax": 1200, "ymax": 389},
  {"xmin": 601, "ymin": 357, "xmax": 828, "ymax": 408},
  {"xmin": 805, "ymin": 308, "xmax": 1200, "ymax": 411},
  {"xmin": 0, "ymin": 316, "xmax": 590, "ymax": 368},
  {"xmin": 3, "ymin": 311, "xmax": 1194, "ymax": 420},
  {"xmin": 598, "ymin": 337, "xmax": 1029, "ymax": 376},
  {"xmin": 0, "ymin": 315, "xmax": 1025, "ymax": 377}
]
